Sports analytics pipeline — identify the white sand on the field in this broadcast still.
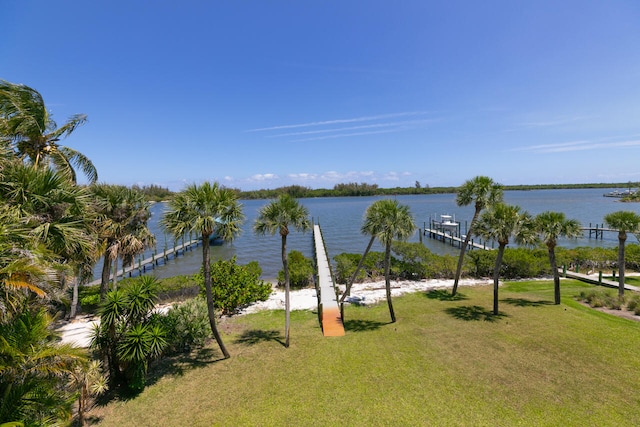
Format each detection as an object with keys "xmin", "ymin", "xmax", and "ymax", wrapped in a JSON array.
[
  {"xmin": 240, "ymin": 278, "xmax": 493, "ymax": 314},
  {"xmin": 56, "ymin": 278, "xmax": 493, "ymax": 347}
]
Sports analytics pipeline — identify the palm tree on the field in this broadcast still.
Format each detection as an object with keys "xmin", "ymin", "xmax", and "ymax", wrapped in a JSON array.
[
  {"xmin": 474, "ymin": 203, "xmax": 536, "ymax": 315},
  {"xmin": 162, "ymin": 182, "xmax": 243, "ymax": 358},
  {"xmin": 92, "ymin": 184, "xmax": 155, "ymax": 300},
  {"xmin": 0, "ymin": 80, "xmax": 98, "ymax": 184},
  {"xmin": 254, "ymin": 194, "xmax": 310, "ymax": 347},
  {"xmin": 604, "ymin": 211, "xmax": 640, "ymax": 297},
  {"xmin": 534, "ymin": 211, "xmax": 582, "ymax": 304},
  {"xmin": 452, "ymin": 176, "xmax": 503, "ymax": 296},
  {"xmin": 361, "ymin": 199, "xmax": 416, "ymax": 323},
  {"xmin": 0, "ymin": 161, "xmax": 97, "ymax": 318}
]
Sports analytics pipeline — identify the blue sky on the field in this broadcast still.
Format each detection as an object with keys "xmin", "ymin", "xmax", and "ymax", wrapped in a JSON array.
[{"xmin": 3, "ymin": 1, "xmax": 640, "ymax": 191}]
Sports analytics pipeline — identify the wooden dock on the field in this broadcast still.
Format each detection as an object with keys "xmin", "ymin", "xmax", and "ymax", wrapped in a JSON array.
[
  {"xmin": 313, "ymin": 224, "xmax": 345, "ymax": 337},
  {"xmin": 422, "ymin": 227, "xmax": 492, "ymax": 250},
  {"xmin": 88, "ymin": 238, "xmax": 202, "ymax": 286}
]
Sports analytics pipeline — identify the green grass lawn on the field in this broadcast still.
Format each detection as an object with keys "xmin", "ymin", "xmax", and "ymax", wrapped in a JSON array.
[{"xmin": 90, "ymin": 280, "xmax": 640, "ymax": 426}]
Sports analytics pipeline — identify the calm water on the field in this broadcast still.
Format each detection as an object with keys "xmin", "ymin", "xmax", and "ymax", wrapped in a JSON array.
[{"xmin": 98, "ymin": 188, "xmax": 640, "ymax": 281}]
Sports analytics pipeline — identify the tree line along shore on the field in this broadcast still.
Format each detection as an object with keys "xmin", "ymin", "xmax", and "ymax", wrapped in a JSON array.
[{"xmin": 138, "ymin": 181, "xmax": 640, "ymax": 202}]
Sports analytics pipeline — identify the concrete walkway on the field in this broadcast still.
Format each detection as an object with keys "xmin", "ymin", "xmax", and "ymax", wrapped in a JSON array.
[{"xmin": 313, "ymin": 224, "xmax": 345, "ymax": 336}]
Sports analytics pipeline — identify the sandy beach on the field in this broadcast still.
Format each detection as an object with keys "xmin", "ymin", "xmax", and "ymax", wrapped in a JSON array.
[{"xmin": 56, "ymin": 278, "xmax": 494, "ymax": 347}]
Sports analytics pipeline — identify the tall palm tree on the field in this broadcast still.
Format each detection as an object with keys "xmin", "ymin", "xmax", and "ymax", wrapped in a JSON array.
[
  {"xmin": 362, "ymin": 199, "xmax": 416, "ymax": 323},
  {"xmin": 254, "ymin": 194, "xmax": 310, "ymax": 348},
  {"xmin": 0, "ymin": 161, "xmax": 96, "ymax": 318},
  {"xmin": 604, "ymin": 211, "xmax": 640, "ymax": 297},
  {"xmin": 162, "ymin": 182, "xmax": 243, "ymax": 358},
  {"xmin": 452, "ymin": 176, "xmax": 503, "ymax": 296},
  {"xmin": 92, "ymin": 184, "xmax": 155, "ymax": 300},
  {"xmin": 534, "ymin": 211, "xmax": 582, "ymax": 304},
  {"xmin": 0, "ymin": 80, "xmax": 98, "ymax": 184},
  {"xmin": 474, "ymin": 203, "xmax": 536, "ymax": 315}
]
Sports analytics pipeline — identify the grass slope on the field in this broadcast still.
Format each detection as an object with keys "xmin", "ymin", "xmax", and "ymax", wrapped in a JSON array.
[{"xmin": 91, "ymin": 280, "xmax": 640, "ymax": 426}]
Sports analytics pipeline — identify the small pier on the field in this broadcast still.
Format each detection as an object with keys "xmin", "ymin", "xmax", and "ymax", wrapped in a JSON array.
[
  {"xmin": 313, "ymin": 224, "xmax": 345, "ymax": 337},
  {"xmin": 581, "ymin": 224, "xmax": 617, "ymax": 240},
  {"xmin": 422, "ymin": 215, "xmax": 491, "ymax": 250},
  {"xmin": 88, "ymin": 238, "xmax": 203, "ymax": 286}
]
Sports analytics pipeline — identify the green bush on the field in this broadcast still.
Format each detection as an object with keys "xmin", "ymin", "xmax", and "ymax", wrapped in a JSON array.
[
  {"xmin": 159, "ymin": 298, "xmax": 210, "ymax": 353},
  {"xmin": 333, "ymin": 252, "xmax": 364, "ymax": 284},
  {"xmin": 278, "ymin": 250, "xmax": 315, "ymax": 289},
  {"xmin": 195, "ymin": 257, "xmax": 272, "ymax": 315},
  {"xmin": 391, "ymin": 241, "xmax": 436, "ymax": 280}
]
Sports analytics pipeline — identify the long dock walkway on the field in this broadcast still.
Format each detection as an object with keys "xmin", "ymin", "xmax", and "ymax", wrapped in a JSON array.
[
  {"xmin": 313, "ymin": 224, "xmax": 345, "ymax": 336},
  {"xmin": 561, "ymin": 269, "xmax": 640, "ymax": 292},
  {"xmin": 88, "ymin": 238, "xmax": 202, "ymax": 286}
]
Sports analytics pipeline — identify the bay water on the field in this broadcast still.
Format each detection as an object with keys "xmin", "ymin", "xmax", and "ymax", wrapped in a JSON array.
[{"xmin": 101, "ymin": 188, "xmax": 640, "ymax": 281}]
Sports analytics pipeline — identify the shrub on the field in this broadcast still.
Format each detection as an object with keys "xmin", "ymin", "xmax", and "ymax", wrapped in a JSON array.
[
  {"xmin": 195, "ymin": 257, "xmax": 272, "ymax": 315},
  {"xmin": 278, "ymin": 250, "xmax": 315, "ymax": 289},
  {"xmin": 160, "ymin": 298, "xmax": 210, "ymax": 353},
  {"xmin": 391, "ymin": 241, "xmax": 436, "ymax": 280},
  {"xmin": 333, "ymin": 253, "xmax": 365, "ymax": 284}
]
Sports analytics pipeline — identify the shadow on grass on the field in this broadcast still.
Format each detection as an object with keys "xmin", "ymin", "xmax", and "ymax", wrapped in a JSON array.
[
  {"xmin": 146, "ymin": 346, "xmax": 223, "ymax": 384},
  {"xmin": 235, "ymin": 329, "xmax": 285, "ymax": 347},
  {"xmin": 343, "ymin": 319, "xmax": 387, "ymax": 332},
  {"xmin": 502, "ymin": 298, "xmax": 554, "ymax": 307},
  {"xmin": 92, "ymin": 346, "xmax": 225, "ymax": 405},
  {"xmin": 424, "ymin": 289, "xmax": 468, "ymax": 301},
  {"xmin": 445, "ymin": 305, "xmax": 506, "ymax": 322}
]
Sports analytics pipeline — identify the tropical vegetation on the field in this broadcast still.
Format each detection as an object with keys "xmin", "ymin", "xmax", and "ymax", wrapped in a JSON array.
[
  {"xmin": 452, "ymin": 175, "xmax": 503, "ymax": 296},
  {"xmin": 161, "ymin": 181, "xmax": 244, "ymax": 359},
  {"xmin": 254, "ymin": 194, "xmax": 311, "ymax": 347}
]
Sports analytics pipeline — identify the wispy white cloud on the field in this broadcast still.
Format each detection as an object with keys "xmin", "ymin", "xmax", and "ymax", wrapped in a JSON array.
[
  {"xmin": 247, "ymin": 111, "xmax": 432, "ymax": 132},
  {"xmin": 517, "ymin": 116, "xmax": 589, "ymax": 128},
  {"xmin": 514, "ymin": 139, "xmax": 640, "ymax": 153},
  {"xmin": 269, "ymin": 119, "xmax": 439, "ymax": 138},
  {"xmin": 293, "ymin": 128, "xmax": 399, "ymax": 142}
]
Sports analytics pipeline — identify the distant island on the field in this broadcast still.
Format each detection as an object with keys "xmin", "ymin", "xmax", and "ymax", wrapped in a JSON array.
[{"xmin": 136, "ymin": 181, "xmax": 640, "ymax": 202}]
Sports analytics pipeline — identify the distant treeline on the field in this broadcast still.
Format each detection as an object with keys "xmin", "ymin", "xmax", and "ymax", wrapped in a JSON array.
[
  {"xmin": 132, "ymin": 184, "xmax": 174, "ymax": 202},
  {"xmin": 139, "ymin": 181, "xmax": 640, "ymax": 202},
  {"xmin": 234, "ymin": 182, "xmax": 461, "ymax": 199}
]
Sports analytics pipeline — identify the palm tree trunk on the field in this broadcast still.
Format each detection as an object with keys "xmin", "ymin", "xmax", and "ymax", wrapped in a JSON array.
[
  {"xmin": 111, "ymin": 253, "xmax": 118, "ymax": 292},
  {"xmin": 202, "ymin": 234, "xmax": 230, "ymax": 358},
  {"xmin": 70, "ymin": 278, "xmax": 79, "ymax": 318},
  {"xmin": 339, "ymin": 235, "xmax": 375, "ymax": 318},
  {"xmin": 384, "ymin": 242, "xmax": 396, "ymax": 323},
  {"xmin": 100, "ymin": 256, "xmax": 111, "ymax": 301},
  {"xmin": 452, "ymin": 209, "xmax": 480, "ymax": 296},
  {"xmin": 618, "ymin": 234, "xmax": 626, "ymax": 297},
  {"xmin": 547, "ymin": 246, "xmax": 561, "ymax": 304},
  {"xmin": 493, "ymin": 245, "xmax": 505, "ymax": 315},
  {"xmin": 282, "ymin": 234, "xmax": 291, "ymax": 348}
]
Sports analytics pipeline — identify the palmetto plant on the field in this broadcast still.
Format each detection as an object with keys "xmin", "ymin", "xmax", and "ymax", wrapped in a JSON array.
[
  {"xmin": 254, "ymin": 194, "xmax": 311, "ymax": 347},
  {"xmin": 474, "ymin": 203, "xmax": 536, "ymax": 315},
  {"xmin": 534, "ymin": 211, "xmax": 582, "ymax": 304},
  {"xmin": 452, "ymin": 176, "xmax": 503, "ymax": 296},
  {"xmin": 354, "ymin": 199, "xmax": 416, "ymax": 323},
  {"xmin": 92, "ymin": 184, "xmax": 155, "ymax": 300},
  {"xmin": 162, "ymin": 182, "xmax": 244, "ymax": 358}
]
